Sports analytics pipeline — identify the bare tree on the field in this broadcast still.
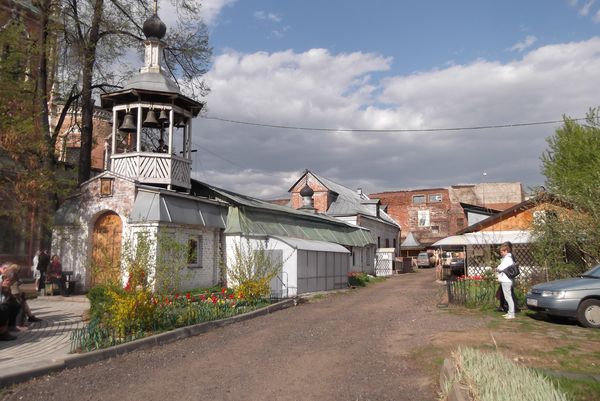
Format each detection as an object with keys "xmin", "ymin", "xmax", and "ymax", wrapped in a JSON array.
[{"xmin": 55, "ymin": 0, "xmax": 211, "ymax": 183}]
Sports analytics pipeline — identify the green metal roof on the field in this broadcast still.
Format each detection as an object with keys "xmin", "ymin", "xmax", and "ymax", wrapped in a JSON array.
[{"xmin": 191, "ymin": 180, "xmax": 375, "ymax": 247}]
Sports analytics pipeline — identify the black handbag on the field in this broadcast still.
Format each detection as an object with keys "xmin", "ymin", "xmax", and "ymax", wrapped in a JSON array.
[{"xmin": 504, "ymin": 263, "xmax": 520, "ymax": 279}]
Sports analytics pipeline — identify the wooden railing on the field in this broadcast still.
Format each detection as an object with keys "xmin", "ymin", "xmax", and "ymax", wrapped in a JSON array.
[{"xmin": 111, "ymin": 152, "xmax": 191, "ymax": 188}]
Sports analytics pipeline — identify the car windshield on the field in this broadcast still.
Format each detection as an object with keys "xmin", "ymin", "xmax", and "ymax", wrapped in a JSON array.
[{"xmin": 582, "ymin": 264, "xmax": 600, "ymax": 279}]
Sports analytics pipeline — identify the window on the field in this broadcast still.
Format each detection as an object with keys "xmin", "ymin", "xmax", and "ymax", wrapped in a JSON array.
[
  {"xmin": 187, "ymin": 236, "xmax": 203, "ymax": 268},
  {"xmin": 431, "ymin": 225, "xmax": 439, "ymax": 233},
  {"xmin": 418, "ymin": 210, "xmax": 430, "ymax": 227},
  {"xmin": 393, "ymin": 238, "xmax": 397, "ymax": 249},
  {"xmin": 428, "ymin": 194, "xmax": 442, "ymax": 203},
  {"xmin": 413, "ymin": 195, "xmax": 426, "ymax": 204},
  {"xmin": 385, "ymin": 238, "xmax": 390, "ymax": 248},
  {"xmin": 377, "ymin": 236, "xmax": 381, "ymax": 248}
]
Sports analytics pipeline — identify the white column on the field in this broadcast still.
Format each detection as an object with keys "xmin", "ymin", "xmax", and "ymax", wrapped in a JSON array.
[
  {"xmin": 111, "ymin": 108, "xmax": 117, "ymax": 156},
  {"xmin": 137, "ymin": 104, "xmax": 143, "ymax": 177},
  {"xmin": 168, "ymin": 108, "xmax": 174, "ymax": 154},
  {"xmin": 187, "ymin": 117, "xmax": 192, "ymax": 159},
  {"xmin": 136, "ymin": 105, "xmax": 142, "ymax": 152}
]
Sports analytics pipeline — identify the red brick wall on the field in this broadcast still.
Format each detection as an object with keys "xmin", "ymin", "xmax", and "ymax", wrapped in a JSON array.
[
  {"xmin": 290, "ymin": 174, "xmax": 331, "ymax": 213},
  {"xmin": 52, "ymin": 108, "xmax": 111, "ymax": 171},
  {"xmin": 370, "ymin": 188, "xmax": 460, "ymax": 246}
]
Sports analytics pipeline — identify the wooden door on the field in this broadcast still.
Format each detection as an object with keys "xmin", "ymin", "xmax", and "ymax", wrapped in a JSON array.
[{"xmin": 91, "ymin": 212, "xmax": 122, "ymax": 286}]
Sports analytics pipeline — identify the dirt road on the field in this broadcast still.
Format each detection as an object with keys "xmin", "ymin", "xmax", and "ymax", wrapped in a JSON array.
[{"xmin": 2, "ymin": 269, "xmax": 488, "ymax": 401}]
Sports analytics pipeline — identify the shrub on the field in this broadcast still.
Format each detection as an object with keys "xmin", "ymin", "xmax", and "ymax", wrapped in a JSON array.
[
  {"xmin": 224, "ymin": 239, "xmax": 283, "ymax": 304},
  {"xmin": 348, "ymin": 272, "xmax": 370, "ymax": 287},
  {"xmin": 86, "ymin": 283, "xmax": 121, "ymax": 321},
  {"xmin": 105, "ymin": 287, "xmax": 156, "ymax": 336}
]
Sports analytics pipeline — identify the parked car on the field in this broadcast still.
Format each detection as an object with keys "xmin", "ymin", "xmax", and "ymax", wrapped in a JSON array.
[
  {"xmin": 416, "ymin": 252, "xmax": 433, "ymax": 268},
  {"xmin": 526, "ymin": 264, "xmax": 600, "ymax": 328},
  {"xmin": 441, "ymin": 252, "xmax": 465, "ymax": 275},
  {"xmin": 447, "ymin": 258, "xmax": 465, "ymax": 276}
]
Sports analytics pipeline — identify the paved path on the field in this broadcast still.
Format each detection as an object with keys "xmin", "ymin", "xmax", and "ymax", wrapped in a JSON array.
[{"xmin": 0, "ymin": 296, "xmax": 89, "ymax": 379}]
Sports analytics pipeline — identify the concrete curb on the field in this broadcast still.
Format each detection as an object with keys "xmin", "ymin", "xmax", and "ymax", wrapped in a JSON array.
[
  {"xmin": 0, "ymin": 298, "xmax": 296, "ymax": 388},
  {"xmin": 439, "ymin": 358, "xmax": 472, "ymax": 401},
  {"xmin": 0, "ymin": 359, "xmax": 67, "ymax": 388}
]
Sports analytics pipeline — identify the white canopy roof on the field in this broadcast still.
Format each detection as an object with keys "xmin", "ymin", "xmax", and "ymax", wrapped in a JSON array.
[{"xmin": 432, "ymin": 230, "xmax": 531, "ymax": 247}]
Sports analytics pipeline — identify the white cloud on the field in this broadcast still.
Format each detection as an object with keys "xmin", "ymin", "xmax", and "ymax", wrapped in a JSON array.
[
  {"xmin": 254, "ymin": 10, "xmax": 282, "ymax": 22},
  {"xmin": 593, "ymin": 9, "xmax": 600, "ymax": 22},
  {"xmin": 579, "ymin": 0, "xmax": 595, "ymax": 16},
  {"xmin": 508, "ymin": 35, "xmax": 537, "ymax": 52},
  {"xmin": 192, "ymin": 38, "xmax": 600, "ymax": 198},
  {"xmin": 200, "ymin": 0, "xmax": 237, "ymax": 25}
]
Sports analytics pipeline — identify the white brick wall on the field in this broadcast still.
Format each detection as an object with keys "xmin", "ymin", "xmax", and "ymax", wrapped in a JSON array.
[{"xmin": 52, "ymin": 174, "xmax": 223, "ymax": 292}]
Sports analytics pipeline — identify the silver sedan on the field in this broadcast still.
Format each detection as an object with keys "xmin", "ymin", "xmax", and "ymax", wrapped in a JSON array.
[{"xmin": 526, "ymin": 264, "xmax": 600, "ymax": 328}]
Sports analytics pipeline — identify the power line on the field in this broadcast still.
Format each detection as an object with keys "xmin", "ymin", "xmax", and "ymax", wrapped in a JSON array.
[
  {"xmin": 200, "ymin": 115, "xmax": 586, "ymax": 133},
  {"xmin": 192, "ymin": 141, "xmax": 289, "ymax": 179}
]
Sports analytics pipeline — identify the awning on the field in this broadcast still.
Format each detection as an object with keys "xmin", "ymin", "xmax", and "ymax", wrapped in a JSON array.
[
  {"xmin": 271, "ymin": 236, "xmax": 351, "ymax": 253},
  {"xmin": 130, "ymin": 189, "xmax": 227, "ymax": 227},
  {"xmin": 432, "ymin": 230, "xmax": 531, "ymax": 247},
  {"xmin": 431, "ymin": 235, "xmax": 470, "ymax": 247}
]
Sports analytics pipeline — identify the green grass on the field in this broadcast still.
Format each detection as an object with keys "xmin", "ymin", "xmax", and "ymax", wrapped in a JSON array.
[{"xmin": 547, "ymin": 375, "xmax": 600, "ymax": 401}]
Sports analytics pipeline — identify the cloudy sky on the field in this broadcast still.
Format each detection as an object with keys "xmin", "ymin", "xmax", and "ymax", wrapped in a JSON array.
[{"xmin": 170, "ymin": 0, "xmax": 600, "ymax": 199}]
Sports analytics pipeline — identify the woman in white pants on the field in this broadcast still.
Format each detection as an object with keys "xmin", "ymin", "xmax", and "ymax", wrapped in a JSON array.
[{"xmin": 496, "ymin": 242, "xmax": 516, "ymax": 319}]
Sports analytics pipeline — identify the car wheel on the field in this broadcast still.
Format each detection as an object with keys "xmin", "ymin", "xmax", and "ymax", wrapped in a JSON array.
[{"xmin": 576, "ymin": 299, "xmax": 600, "ymax": 328}]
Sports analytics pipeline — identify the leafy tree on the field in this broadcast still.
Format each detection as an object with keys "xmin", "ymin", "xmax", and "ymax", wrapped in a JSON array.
[
  {"xmin": 0, "ymin": 16, "xmax": 73, "ymax": 254},
  {"xmin": 533, "ymin": 109, "xmax": 600, "ymax": 277}
]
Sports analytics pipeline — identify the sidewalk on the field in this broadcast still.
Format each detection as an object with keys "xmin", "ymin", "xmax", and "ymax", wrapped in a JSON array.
[{"xmin": 0, "ymin": 295, "xmax": 89, "ymax": 385}]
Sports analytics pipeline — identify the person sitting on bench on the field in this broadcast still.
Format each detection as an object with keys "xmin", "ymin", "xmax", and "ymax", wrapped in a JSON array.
[{"xmin": 47, "ymin": 255, "xmax": 67, "ymax": 296}]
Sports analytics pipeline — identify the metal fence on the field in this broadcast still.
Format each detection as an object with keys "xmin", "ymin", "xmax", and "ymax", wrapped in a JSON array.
[
  {"xmin": 465, "ymin": 243, "xmax": 536, "ymax": 276},
  {"xmin": 446, "ymin": 278, "xmax": 498, "ymax": 307}
]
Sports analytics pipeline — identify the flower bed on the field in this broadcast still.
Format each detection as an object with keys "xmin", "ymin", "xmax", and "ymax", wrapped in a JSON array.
[{"xmin": 71, "ymin": 286, "xmax": 268, "ymax": 352}]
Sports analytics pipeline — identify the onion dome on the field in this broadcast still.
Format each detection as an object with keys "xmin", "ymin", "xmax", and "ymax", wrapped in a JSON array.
[
  {"xmin": 300, "ymin": 185, "xmax": 314, "ymax": 197},
  {"xmin": 143, "ymin": 14, "xmax": 167, "ymax": 40}
]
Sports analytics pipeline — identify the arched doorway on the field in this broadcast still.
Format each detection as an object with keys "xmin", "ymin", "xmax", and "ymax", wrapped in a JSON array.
[{"xmin": 91, "ymin": 211, "xmax": 122, "ymax": 286}]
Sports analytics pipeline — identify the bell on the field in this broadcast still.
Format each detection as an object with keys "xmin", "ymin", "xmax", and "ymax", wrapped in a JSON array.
[
  {"xmin": 158, "ymin": 109, "xmax": 169, "ymax": 125},
  {"xmin": 174, "ymin": 116, "xmax": 187, "ymax": 128},
  {"xmin": 119, "ymin": 112, "xmax": 137, "ymax": 132},
  {"xmin": 143, "ymin": 109, "xmax": 159, "ymax": 128}
]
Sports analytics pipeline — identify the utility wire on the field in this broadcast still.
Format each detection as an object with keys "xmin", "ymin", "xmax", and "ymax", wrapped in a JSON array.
[
  {"xmin": 192, "ymin": 141, "xmax": 288, "ymax": 179},
  {"xmin": 200, "ymin": 115, "xmax": 586, "ymax": 133}
]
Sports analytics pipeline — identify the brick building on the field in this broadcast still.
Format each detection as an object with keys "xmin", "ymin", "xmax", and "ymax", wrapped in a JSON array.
[
  {"xmin": 52, "ymin": 105, "xmax": 112, "ymax": 172},
  {"xmin": 370, "ymin": 182, "xmax": 524, "ymax": 249}
]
